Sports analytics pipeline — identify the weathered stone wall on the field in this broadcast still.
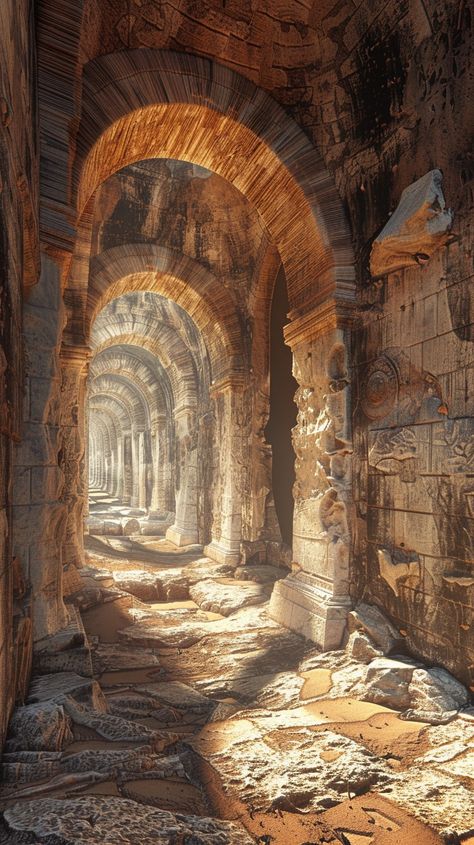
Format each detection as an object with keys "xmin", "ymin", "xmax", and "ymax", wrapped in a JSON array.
[
  {"xmin": 319, "ymin": 2, "xmax": 474, "ymax": 686},
  {"xmin": 0, "ymin": 0, "xmax": 39, "ymax": 746}
]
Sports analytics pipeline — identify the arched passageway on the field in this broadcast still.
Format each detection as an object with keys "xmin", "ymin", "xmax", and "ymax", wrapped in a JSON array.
[{"xmin": 2, "ymin": 4, "xmax": 473, "ymax": 842}]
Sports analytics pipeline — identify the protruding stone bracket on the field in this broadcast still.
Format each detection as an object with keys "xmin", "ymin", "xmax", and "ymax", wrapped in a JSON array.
[
  {"xmin": 377, "ymin": 547, "xmax": 421, "ymax": 596},
  {"xmin": 370, "ymin": 169, "xmax": 454, "ymax": 277}
]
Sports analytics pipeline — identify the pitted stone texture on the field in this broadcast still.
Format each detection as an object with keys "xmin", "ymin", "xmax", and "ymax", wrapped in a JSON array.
[
  {"xmin": 191, "ymin": 723, "xmax": 392, "ymax": 811},
  {"xmin": 3, "ymin": 796, "xmax": 255, "ymax": 844},
  {"xmin": 2, "ymin": 748, "xmax": 185, "ymax": 783},
  {"xmin": 385, "ymin": 767, "xmax": 474, "ymax": 838},
  {"xmin": 5, "ymin": 702, "xmax": 73, "ymax": 752},
  {"xmin": 189, "ymin": 578, "xmax": 270, "ymax": 616}
]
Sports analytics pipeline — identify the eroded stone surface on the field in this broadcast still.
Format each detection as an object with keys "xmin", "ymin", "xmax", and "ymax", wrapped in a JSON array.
[{"xmin": 3, "ymin": 797, "xmax": 255, "ymax": 844}]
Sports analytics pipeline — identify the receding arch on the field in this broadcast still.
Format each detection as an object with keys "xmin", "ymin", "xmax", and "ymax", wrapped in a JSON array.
[
  {"xmin": 89, "ymin": 373, "xmax": 150, "ymax": 430},
  {"xmin": 89, "ymin": 348, "xmax": 170, "ymax": 424},
  {"xmin": 72, "ymin": 50, "xmax": 354, "ymax": 312},
  {"xmin": 86, "ymin": 245, "xmax": 245, "ymax": 377}
]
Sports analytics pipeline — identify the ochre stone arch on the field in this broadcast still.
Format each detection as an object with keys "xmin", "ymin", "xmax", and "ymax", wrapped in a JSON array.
[{"xmin": 68, "ymin": 50, "xmax": 354, "ymax": 321}]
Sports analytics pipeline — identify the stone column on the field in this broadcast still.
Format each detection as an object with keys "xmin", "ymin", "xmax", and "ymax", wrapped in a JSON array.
[
  {"xmin": 204, "ymin": 375, "xmax": 246, "ymax": 566},
  {"xmin": 269, "ymin": 299, "xmax": 355, "ymax": 649},
  {"xmin": 130, "ymin": 427, "xmax": 141, "ymax": 510},
  {"xmin": 59, "ymin": 345, "xmax": 90, "ymax": 571},
  {"xmin": 122, "ymin": 432, "xmax": 133, "ymax": 505},
  {"xmin": 115, "ymin": 435, "xmax": 124, "ymax": 502},
  {"xmin": 166, "ymin": 405, "xmax": 199, "ymax": 546},
  {"xmin": 138, "ymin": 431, "xmax": 147, "ymax": 510}
]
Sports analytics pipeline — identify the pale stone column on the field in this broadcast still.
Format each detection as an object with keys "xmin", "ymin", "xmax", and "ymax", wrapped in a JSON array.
[
  {"xmin": 269, "ymin": 299, "xmax": 355, "ymax": 650},
  {"xmin": 204, "ymin": 375, "xmax": 246, "ymax": 566},
  {"xmin": 122, "ymin": 432, "xmax": 133, "ymax": 505},
  {"xmin": 115, "ymin": 435, "xmax": 124, "ymax": 502},
  {"xmin": 138, "ymin": 431, "xmax": 147, "ymax": 510},
  {"xmin": 130, "ymin": 427, "xmax": 141, "ymax": 509},
  {"xmin": 59, "ymin": 346, "xmax": 90, "ymax": 571},
  {"xmin": 150, "ymin": 421, "xmax": 173, "ymax": 515},
  {"xmin": 166, "ymin": 405, "xmax": 199, "ymax": 546}
]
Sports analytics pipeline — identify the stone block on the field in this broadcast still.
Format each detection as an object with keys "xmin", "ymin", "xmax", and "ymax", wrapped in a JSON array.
[
  {"xmin": 370, "ymin": 170, "xmax": 453, "ymax": 277},
  {"xmin": 269, "ymin": 572, "xmax": 350, "ymax": 650}
]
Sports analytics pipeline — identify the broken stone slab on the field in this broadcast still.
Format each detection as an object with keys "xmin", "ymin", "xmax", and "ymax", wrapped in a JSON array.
[
  {"xmin": 3, "ymin": 796, "xmax": 255, "ymax": 845},
  {"xmin": 383, "ymin": 766, "xmax": 474, "ymax": 838},
  {"xmin": 404, "ymin": 666, "xmax": 470, "ymax": 723},
  {"xmin": 27, "ymin": 673, "xmax": 108, "ymax": 713},
  {"xmin": 347, "ymin": 602, "xmax": 404, "ymax": 654},
  {"xmin": 80, "ymin": 566, "xmax": 115, "ymax": 588},
  {"xmin": 353, "ymin": 657, "xmax": 469, "ymax": 723},
  {"xmin": 119, "ymin": 603, "xmax": 280, "ymax": 650},
  {"xmin": 370, "ymin": 168, "xmax": 454, "ymax": 276},
  {"xmin": 189, "ymin": 578, "xmax": 270, "ymax": 616},
  {"xmin": 5, "ymin": 702, "xmax": 73, "ymax": 752}
]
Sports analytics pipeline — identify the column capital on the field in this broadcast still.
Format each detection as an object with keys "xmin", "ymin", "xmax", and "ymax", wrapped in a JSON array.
[
  {"xmin": 60, "ymin": 343, "xmax": 92, "ymax": 369},
  {"xmin": 284, "ymin": 297, "xmax": 355, "ymax": 350}
]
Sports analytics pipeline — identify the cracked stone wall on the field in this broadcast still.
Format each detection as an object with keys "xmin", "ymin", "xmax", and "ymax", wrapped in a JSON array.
[{"xmin": 0, "ymin": 0, "xmax": 39, "ymax": 747}]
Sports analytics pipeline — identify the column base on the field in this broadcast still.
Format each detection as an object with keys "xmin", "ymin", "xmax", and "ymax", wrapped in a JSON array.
[
  {"xmin": 165, "ymin": 525, "xmax": 199, "ymax": 546},
  {"xmin": 269, "ymin": 571, "xmax": 351, "ymax": 650},
  {"xmin": 203, "ymin": 540, "xmax": 241, "ymax": 566}
]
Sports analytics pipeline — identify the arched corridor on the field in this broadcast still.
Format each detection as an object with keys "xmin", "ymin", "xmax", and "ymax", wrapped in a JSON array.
[{"xmin": 1, "ymin": 2, "xmax": 473, "ymax": 843}]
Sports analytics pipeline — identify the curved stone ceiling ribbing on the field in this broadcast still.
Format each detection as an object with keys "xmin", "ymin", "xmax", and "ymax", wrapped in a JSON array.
[
  {"xmin": 88, "ymin": 373, "xmax": 151, "ymax": 431},
  {"xmin": 90, "ymin": 343, "xmax": 175, "ymax": 415},
  {"xmin": 86, "ymin": 245, "xmax": 245, "ymax": 375},
  {"xmin": 89, "ymin": 348, "xmax": 170, "ymax": 423}
]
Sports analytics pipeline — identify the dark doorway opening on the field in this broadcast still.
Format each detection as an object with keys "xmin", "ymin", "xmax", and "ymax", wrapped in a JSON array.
[{"xmin": 265, "ymin": 267, "xmax": 297, "ymax": 546}]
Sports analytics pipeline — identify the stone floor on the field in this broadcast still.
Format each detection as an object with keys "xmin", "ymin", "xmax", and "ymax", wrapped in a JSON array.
[{"xmin": 1, "ymin": 505, "xmax": 473, "ymax": 844}]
